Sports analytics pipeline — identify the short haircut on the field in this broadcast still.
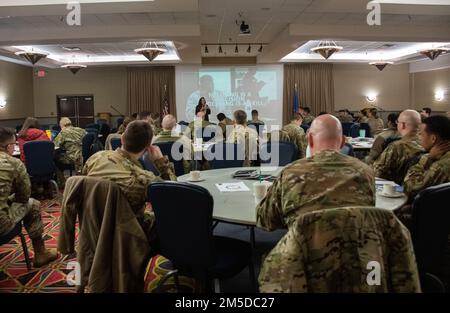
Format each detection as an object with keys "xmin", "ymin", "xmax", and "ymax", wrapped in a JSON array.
[
  {"xmin": 161, "ymin": 114, "xmax": 177, "ymax": 130},
  {"xmin": 302, "ymin": 107, "xmax": 311, "ymax": 114},
  {"xmin": 217, "ymin": 113, "xmax": 226, "ymax": 121},
  {"xmin": 422, "ymin": 115, "xmax": 450, "ymax": 141},
  {"xmin": 338, "ymin": 109, "xmax": 346, "ymax": 113},
  {"xmin": 387, "ymin": 113, "xmax": 399, "ymax": 126},
  {"xmin": 291, "ymin": 112, "xmax": 303, "ymax": 121},
  {"xmin": 139, "ymin": 111, "xmax": 151, "ymax": 120},
  {"xmin": 234, "ymin": 110, "xmax": 247, "ymax": 125},
  {"xmin": 0, "ymin": 127, "xmax": 16, "ymax": 146},
  {"xmin": 60, "ymin": 117, "xmax": 72, "ymax": 127},
  {"xmin": 251, "ymin": 109, "xmax": 258, "ymax": 115},
  {"xmin": 422, "ymin": 107, "xmax": 432, "ymax": 115},
  {"xmin": 318, "ymin": 111, "xmax": 328, "ymax": 116},
  {"xmin": 122, "ymin": 120, "xmax": 153, "ymax": 153}
]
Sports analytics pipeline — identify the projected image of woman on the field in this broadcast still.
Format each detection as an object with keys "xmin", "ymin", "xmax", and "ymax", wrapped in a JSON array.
[
  {"xmin": 196, "ymin": 97, "xmax": 211, "ymax": 121},
  {"xmin": 186, "ymin": 75, "xmax": 226, "ymax": 121}
]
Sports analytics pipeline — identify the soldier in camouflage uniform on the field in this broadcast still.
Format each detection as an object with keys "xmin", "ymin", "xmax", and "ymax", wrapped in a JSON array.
[
  {"xmin": 299, "ymin": 107, "xmax": 315, "ymax": 125},
  {"xmin": 226, "ymin": 110, "xmax": 259, "ymax": 167},
  {"xmin": 404, "ymin": 115, "xmax": 450, "ymax": 202},
  {"xmin": 185, "ymin": 111, "xmax": 214, "ymax": 140},
  {"xmin": 365, "ymin": 113, "xmax": 400, "ymax": 165},
  {"xmin": 257, "ymin": 115, "xmax": 375, "ymax": 231},
  {"xmin": 259, "ymin": 206, "xmax": 421, "ymax": 293},
  {"xmin": 82, "ymin": 120, "xmax": 177, "ymax": 242},
  {"xmin": 373, "ymin": 110, "xmax": 424, "ymax": 185},
  {"xmin": 0, "ymin": 127, "xmax": 58, "ymax": 267},
  {"xmin": 281, "ymin": 113, "xmax": 307, "ymax": 159},
  {"xmin": 104, "ymin": 116, "xmax": 132, "ymax": 150},
  {"xmin": 54, "ymin": 117, "xmax": 87, "ymax": 185},
  {"xmin": 152, "ymin": 114, "xmax": 193, "ymax": 174}
]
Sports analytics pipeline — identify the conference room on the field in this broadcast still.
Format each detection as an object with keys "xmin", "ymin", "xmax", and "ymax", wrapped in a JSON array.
[{"xmin": 0, "ymin": 0, "xmax": 449, "ymax": 298}]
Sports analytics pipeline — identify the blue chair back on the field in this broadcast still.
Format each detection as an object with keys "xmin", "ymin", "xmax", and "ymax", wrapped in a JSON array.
[
  {"xmin": 205, "ymin": 143, "xmax": 245, "ymax": 169},
  {"xmin": 260, "ymin": 141, "xmax": 297, "ymax": 166},
  {"xmin": 139, "ymin": 152, "xmax": 160, "ymax": 176},
  {"xmin": 51, "ymin": 125, "xmax": 61, "ymax": 132},
  {"xmin": 341, "ymin": 123, "xmax": 354, "ymax": 136},
  {"xmin": 340, "ymin": 143, "xmax": 355, "ymax": 156},
  {"xmin": 23, "ymin": 141, "xmax": 57, "ymax": 182},
  {"xmin": 148, "ymin": 182, "xmax": 215, "ymax": 272},
  {"xmin": 82, "ymin": 133, "xmax": 96, "ymax": 163},
  {"xmin": 110, "ymin": 138, "xmax": 122, "ymax": 150},
  {"xmin": 349, "ymin": 123, "xmax": 360, "ymax": 138},
  {"xmin": 85, "ymin": 123, "xmax": 100, "ymax": 131},
  {"xmin": 85, "ymin": 128, "xmax": 98, "ymax": 136},
  {"xmin": 153, "ymin": 141, "xmax": 185, "ymax": 176},
  {"xmin": 359, "ymin": 123, "xmax": 372, "ymax": 138}
]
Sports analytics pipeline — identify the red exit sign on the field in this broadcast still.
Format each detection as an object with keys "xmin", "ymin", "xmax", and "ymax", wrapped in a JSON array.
[{"xmin": 36, "ymin": 70, "xmax": 46, "ymax": 77}]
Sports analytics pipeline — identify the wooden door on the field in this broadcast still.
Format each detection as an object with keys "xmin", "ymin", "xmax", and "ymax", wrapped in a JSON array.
[
  {"xmin": 77, "ymin": 96, "xmax": 95, "ymax": 128},
  {"xmin": 57, "ymin": 95, "xmax": 95, "ymax": 128}
]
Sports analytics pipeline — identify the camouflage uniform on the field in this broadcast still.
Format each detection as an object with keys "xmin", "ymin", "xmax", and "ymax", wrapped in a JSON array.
[
  {"xmin": 218, "ymin": 118, "xmax": 233, "ymax": 137},
  {"xmin": 152, "ymin": 130, "xmax": 193, "ymax": 174},
  {"xmin": 186, "ymin": 119, "xmax": 213, "ymax": 140},
  {"xmin": 257, "ymin": 150, "xmax": 375, "ymax": 231},
  {"xmin": 373, "ymin": 133, "xmax": 424, "ymax": 185},
  {"xmin": 226, "ymin": 125, "xmax": 259, "ymax": 167},
  {"xmin": 54, "ymin": 126, "xmax": 87, "ymax": 171},
  {"xmin": 368, "ymin": 117, "xmax": 385, "ymax": 136},
  {"xmin": 82, "ymin": 149, "xmax": 176, "ymax": 240},
  {"xmin": 302, "ymin": 114, "xmax": 315, "ymax": 125},
  {"xmin": 0, "ymin": 151, "xmax": 43, "ymax": 239},
  {"xmin": 365, "ymin": 127, "xmax": 399, "ymax": 165},
  {"xmin": 337, "ymin": 115, "xmax": 354, "ymax": 123},
  {"xmin": 404, "ymin": 150, "xmax": 450, "ymax": 202},
  {"xmin": 259, "ymin": 206, "xmax": 421, "ymax": 293},
  {"xmin": 281, "ymin": 123, "xmax": 307, "ymax": 159}
]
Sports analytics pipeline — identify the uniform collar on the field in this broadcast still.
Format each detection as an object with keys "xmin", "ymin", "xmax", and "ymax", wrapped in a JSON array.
[{"xmin": 116, "ymin": 148, "xmax": 143, "ymax": 167}]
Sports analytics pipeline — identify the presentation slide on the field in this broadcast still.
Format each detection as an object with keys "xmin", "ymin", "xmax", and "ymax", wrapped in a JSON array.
[{"xmin": 175, "ymin": 65, "xmax": 283, "ymax": 127}]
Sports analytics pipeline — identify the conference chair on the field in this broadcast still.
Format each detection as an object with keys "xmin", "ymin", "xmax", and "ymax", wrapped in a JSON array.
[
  {"xmin": 341, "ymin": 122, "xmax": 354, "ymax": 137},
  {"xmin": 411, "ymin": 182, "xmax": 450, "ymax": 292},
  {"xmin": 82, "ymin": 133, "xmax": 97, "ymax": 164},
  {"xmin": 85, "ymin": 123, "xmax": 100, "ymax": 131},
  {"xmin": 23, "ymin": 141, "xmax": 59, "ymax": 198},
  {"xmin": 340, "ymin": 143, "xmax": 355, "ymax": 156},
  {"xmin": 260, "ymin": 141, "xmax": 297, "ymax": 166},
  {"xmin": 300, "ymin": 124, "xmax": 310, "ymax": 133},
  {"xmin": 205, "ymin": 142, "xmax": 245, "ymax": 169},
  {"xmin": 85, "ymin": 128, "xmax": 99, "ymax": 137},
  {"xmin": 139, "ymin": 152, "xmax": 160, "ymax": 176},
  {"xmin": 0, "ymin": 221, "xmax": 32, "ymax": 270},
  {"xmin": 358, "ymin": 123, "xmax": 372, "ymax": 137},
  {"xmin": 110, "ymin": 138, "xmax": 122, "ymax": 150},
  {"xmin": 349, "ymin": 123, "xmax": 360, "ymax": 138},
  {"xmin": 148, "ymin": 182, "xmax": 256, "ymax": 292},
  {"xmin": 153, "ymin": 141, "xmax": 186, "ymax": 176}
]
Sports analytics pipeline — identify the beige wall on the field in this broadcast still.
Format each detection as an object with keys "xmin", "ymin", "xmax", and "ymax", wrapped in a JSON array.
[
  {"xmin": 33, "ymin": 67, "xmax": 127, "ymax": 118},
  {"xmin": 0, "ymin": 60, "xmax": 34, "ymax": 120},
  {"xmin": 334, "ymin": 63, "xmax": 411, "ymax": 112},
  {"xmin": 410, "ymin": 67, "xmax": 450, "ymax": 112}
]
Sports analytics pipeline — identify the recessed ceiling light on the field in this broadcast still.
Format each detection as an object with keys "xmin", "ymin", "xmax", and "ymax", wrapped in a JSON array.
[{"xmin": 62, "ymin": 47, "xmax": 81, "ymax": 52}]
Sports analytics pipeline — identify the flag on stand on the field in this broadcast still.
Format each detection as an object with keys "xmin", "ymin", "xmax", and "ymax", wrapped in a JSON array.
[
  {"xmin": 293, "ymin": 83, "xmax": 299, "ymax": 113},
  {"xmin": 162, "ymin": 84, "xmax": 169, "ymax": 116}
]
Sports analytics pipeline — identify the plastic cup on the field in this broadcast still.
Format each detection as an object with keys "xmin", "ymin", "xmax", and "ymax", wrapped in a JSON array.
[{"xmin": 359, "ymin": 129, "xmax": 366, "ymax": 138}]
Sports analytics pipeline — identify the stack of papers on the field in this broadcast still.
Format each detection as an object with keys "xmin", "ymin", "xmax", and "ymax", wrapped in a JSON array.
[{"xmin": 216, "ymin": 182, "xmax": 250, "ymax": 193}]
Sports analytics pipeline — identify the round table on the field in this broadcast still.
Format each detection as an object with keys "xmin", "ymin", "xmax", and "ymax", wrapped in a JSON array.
[{"xmin": 178, "ymin": 166, "xmax": 407, "ymax": 227}]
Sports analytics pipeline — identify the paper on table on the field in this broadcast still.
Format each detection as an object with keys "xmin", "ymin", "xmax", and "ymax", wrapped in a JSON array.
[{"xmin": 216, "ymin": 182, "xmax": 250, "ymax": 193}]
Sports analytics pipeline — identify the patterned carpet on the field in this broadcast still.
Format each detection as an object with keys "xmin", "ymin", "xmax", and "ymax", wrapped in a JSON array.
[{"xmin": 0, "ymin": 199, "xmax": 197, "ymax": 293}]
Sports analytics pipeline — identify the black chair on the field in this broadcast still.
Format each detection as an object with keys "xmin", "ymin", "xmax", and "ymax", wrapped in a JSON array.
[
  {"xmin": 139, "ymin": 152, "xmax": 160, "ymax": 176},
  {"xmin": 260, "ymin": 141, "xmax": 297, "ymax": 166},
  {"xmin": 85, "ymin": 123, "xmax": 99, "ymax": 131},
  {"xmin": 205, "ymin": 143, "xmax": 245, "ymax": 169},
  {"xmin": 341, "ymin": 122, "xmax": 354, "ymax": 137},
  {"xmin": 116, "ymin": 117, "xmax": 124, "ymax": 129},
  {"xmin": 0, "ymin": 222, "xmax": 32, "ymax": 270},
  {"xmin": 153, "ymin": 141, "xmax": 186, "ymax": 176},
  {"xmin": 51, "ymin": 125, "xmax": 61, "ymax": 132},
  {"xmin": 85, "ymin": 128, "xmax": 99, "ymax": 137},
  {"xmin": 82, "ymin": 133, "xmax": 97, "ymax": 164},
  {"xmin": 411, "ymin": 182, "xmax": 450, "ymax": 292},
  {"xmin": 23, "ymin": 141, "xmax": 59, "ymax": 197},
  {"xmin": 16, "ymin": 125, "xmax": 23, "ymax": 133},
  {"xmin": 420, "ymin": 273, "xmax": 446, "ymax": 293},
  {"xmin": 300, "ymin": 124, "xmax": 310, "ymax": 133},
  {"xmin": 340, "ymin": 143, "xmax": 355, "ymax": 156},
  {"xmin": 349, "ymin": 123, "xmax": 360, "ymax": 138},
  {"xmin": 110, "ymin": 138, "xmax": 122, "ymax": 150},
  {"xmin": 359, "ymin": 123, "xmax": 372, "ymax": 137},
  {"xmin": 148, "ymin": 182, "xmax": 255, "ymax": 292}
]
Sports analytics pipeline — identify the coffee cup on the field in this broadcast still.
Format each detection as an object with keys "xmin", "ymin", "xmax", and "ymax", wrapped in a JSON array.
[
  {"xmin": 190, "ymin": 170, "xmax": 201, "ymax": 181},
  {"xmin": 253, "ymin": 181, "xmax": 269, "ymax": 203},
  {"xmin": 382, "ymin": 184, "xmax": 396, "ymax": 195}
]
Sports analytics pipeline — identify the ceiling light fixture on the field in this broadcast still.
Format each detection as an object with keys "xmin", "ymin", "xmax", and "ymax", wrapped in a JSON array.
[
  {"xmin": 61, "ymin": 56, "xmax": 87, "ymax": 75},
  {"xmin": 0, "ymin": 99, "xmax": 6, "ymax": 109},
  {"xmin": 369, "ymin": 61, "xmax": 394, "ymax": 71},
  {"xmin": 435, "ymin": 90, "xmax": 445, "ymax": 101},
  {"xmin": 420, "ymin": 47, "xmax": 449, "ymax": 61},
  {"xmin": 134, "ymin": 42, "xmax": 167, "ymax": 62},
  {"xmin": 366, "ymin": 93, "xmax": 377, "ymax": 102},
  {"xmin": 310, "ymin": 41, "xmax": 343, "ymax": 59},
  {"xmin": 15, "ymin": 48, "xmax": 48, "ymax": 65}
]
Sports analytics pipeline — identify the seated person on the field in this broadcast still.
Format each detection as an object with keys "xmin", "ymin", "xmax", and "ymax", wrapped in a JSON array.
[
  {"xmin": 373, "ymin": 110, "xmax": 424, "ymax": 185},
  {"xmin": 0, "ymin": 127, "xmax": 57, "ymax": 267},
  {"xmin": 104, "ymin": 117, "xmax": 132, "ymax": 150},
  {"xmin": 82, "ymin": 120, "xmax": 177, "ymax": 242},
  {"xmin": 152, "ymin": 114, "xmax": 193, "ymax": 174},
  {"xmin": 299, "ymin": 107, "xmax": 315, "ymax": 125},
  {"xmin": 217, "ymin": 113, "xmax": 233, "ymax": 137},
  {"xmin": 150, "ymin": 112, "xmax": 162, "ymax": 136},
  {"xmin": 17, "ymin": 117, "xmax": 50, "ymax": 164},
  {"xmin": 337, "ymin": 109, "xmax": 354, "ymax": 123},
  {"xmin": 256, "ymin": 114, "xmax": 375, "ymax": 231},
  {"xmin": 226, "ymin": 110, "xmax": 259, "ymax": 167},
  {"xmin": 54, "ymin": 117, "xmax": 87, "ymax": 185},
  {"xmin": 365, "ymin": 113, "xmax": 400, "ymax": 165},
  {"xmin": 281, "ymin": 113, "xmax": 307, "ymax": 159},
  {"xmin": 186, "ymin": 111, "xmax": 213, "ymax": 140},
  {"xmin": 368, "ymin": 108, "xmax": 385, "ymax": 136},
  {"xmin": 404, "ymin": 115, "xmax": 450, "ymax": 202},
  {"xmin": 247, "ymin": 109, "xmax": 265, "ymax": 125},
  {"xmin": 420, "ymin": 107, "xmax": 431, "ymax": 120}
]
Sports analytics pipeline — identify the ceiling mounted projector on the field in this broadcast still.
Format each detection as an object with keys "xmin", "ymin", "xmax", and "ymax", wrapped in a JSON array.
[{"xmin": 239, "ymin": 21, "xmax": 250, "ymax": 35}]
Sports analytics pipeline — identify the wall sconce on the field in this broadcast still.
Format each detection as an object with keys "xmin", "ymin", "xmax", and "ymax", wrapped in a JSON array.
[
  {"xmin": 366, "ymin": 93, "xmax": 377, "ymax": 102},
  {"xmin": 0, "ymin": 99, "xmax": 6, "ymax": 109},
  {"xmin": 435, "ymin": 90, "xmax": 445, "ymax": 101}
]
